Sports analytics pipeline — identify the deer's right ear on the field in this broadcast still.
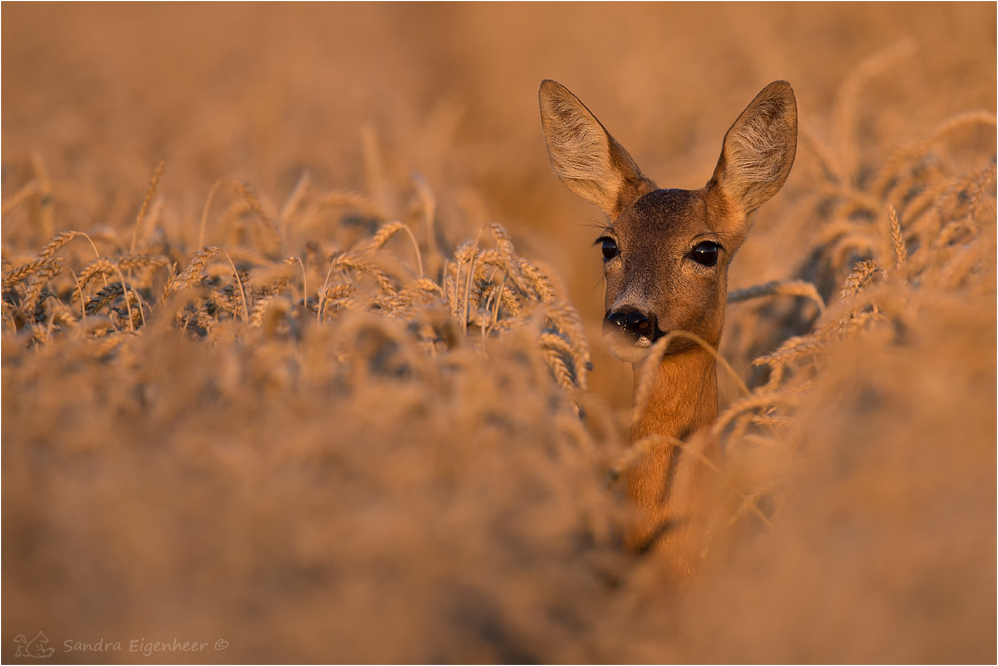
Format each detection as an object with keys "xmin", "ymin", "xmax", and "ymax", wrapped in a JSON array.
[{"xmin": 539, "ymin": 80, "xmax": 656, "ymax": 219}]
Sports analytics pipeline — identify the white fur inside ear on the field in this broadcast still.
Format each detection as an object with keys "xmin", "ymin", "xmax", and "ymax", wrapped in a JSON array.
[
  {"xmin": 713, "ymin": 82, "xmax": 798, "ymax": 215},
  {"xmin": 725, "ymin": 98, "xmax": 792, "ymax": 186},
  {"xmin": 539, "ymin": 83, "xmax": 629, "ymax": 216}
]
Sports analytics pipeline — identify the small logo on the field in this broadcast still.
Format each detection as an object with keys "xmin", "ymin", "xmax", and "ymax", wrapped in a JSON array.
[{"xmin": 14, "ymin": 632, "xmax": 54, "ymax": 658}]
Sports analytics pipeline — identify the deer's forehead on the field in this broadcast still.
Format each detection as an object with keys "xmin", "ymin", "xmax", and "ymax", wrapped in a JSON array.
[{"xmin": 615, "ymin": 189, "xmax": 713, "ymax": 241}]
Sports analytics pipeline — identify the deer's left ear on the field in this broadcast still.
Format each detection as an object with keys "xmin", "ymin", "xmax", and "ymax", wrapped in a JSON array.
[{"xmin": 707, "ymin": 81, "xmax": 797, "ymax": 234}]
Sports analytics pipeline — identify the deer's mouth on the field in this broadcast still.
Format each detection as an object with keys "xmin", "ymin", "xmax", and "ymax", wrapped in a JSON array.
[{"xmin": 602, "ymin": 317, "xmax": 667, "ymax": 363}]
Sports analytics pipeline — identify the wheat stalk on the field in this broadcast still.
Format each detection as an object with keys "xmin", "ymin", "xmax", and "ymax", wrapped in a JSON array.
[
  {"xmin": 1, "ymin": 179, "xmax": 40, "ymax": 217},
  {"xmin": 412, "ymin": 174, "xmax": 439, "ymax": 278},
  {"xmin": 30, "ymin": 151, "xmax": 55, "ymax": 240},
  {"xmin": 832, "ymin": 38, "xmax": 916, "ymax": 183},
  {"xmin": 166, "ymin": 246, "xmax": 224, "ymax": 296},
  {"xmin": 330, "ymin": 253, "xmax": 396, "ymax": 295},
  {"xmin": 38, "ymin": 230, "xmax": 101, "ymax": 262},
  {"xmin": 839, "ymin": 259, "xmax": 887, "ymax": 301},
  {"xmin": 872, "ymin": 110, "xmax": 997, "ymax": 196},
  {"xmin": 3, "ymin": 257, "xmax": 60, "ymax": 289},
  {"xmin": 280, "ymin": 171, "xmax": 312, "ymax": 228},
  {"xmin": 85, "ymin": 282, "xmax": 126, "ymax": 316},
  {"xmin": 131, "ymin": 158, "xmax": 165, "ymax": 254},
  {"xmin": 361, "ymin": 220, "xmax": 424, "ymax": 276},
  {"xmin": 887, "ymin": 203, "xmax": 908, "ymax": 269},
  {"xmin": 727, "ymin": 279, "xmax": 826, "ymax": 315}
]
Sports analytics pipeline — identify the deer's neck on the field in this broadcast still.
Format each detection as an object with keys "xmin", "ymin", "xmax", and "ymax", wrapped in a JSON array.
[
  {"xmin": 631, "ymin": 347, "xmax": 718, "ymax": 442},
  {"xmin": 625, "ymin": 347, "xmax": 719, "ymax": 566}
]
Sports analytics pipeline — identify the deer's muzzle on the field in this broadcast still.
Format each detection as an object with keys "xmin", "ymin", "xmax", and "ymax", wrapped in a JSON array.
[{"xmin": 604, "ymin": 309, "xmax": 665, "ymax": 347}]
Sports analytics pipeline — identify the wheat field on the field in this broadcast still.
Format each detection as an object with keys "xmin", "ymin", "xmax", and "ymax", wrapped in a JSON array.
[{"xmin": 2, "ymin": 4, "xmax": 995, "ymax": 663}]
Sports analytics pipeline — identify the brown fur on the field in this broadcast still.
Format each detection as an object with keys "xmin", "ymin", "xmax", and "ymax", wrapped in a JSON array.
[{"xmin": 540, "ymin": 80, "xmax": 798, "ymax": 576}]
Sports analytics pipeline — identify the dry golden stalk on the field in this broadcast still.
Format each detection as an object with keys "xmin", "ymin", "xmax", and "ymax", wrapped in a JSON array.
[
  {"xmin": 839, "ymin": 259, "xmax": 887, "ymax": 301},
  {"xmin": 543, "ymin": 301, "xmax": 592, "ymax": 377},
  {"xmin": 280, "ymin": 171, "xmax": 311, "ymax": 226},
  {"xmin": 166, "ymin": 246, "xmax": 223, "ymax": 295},
  {"xmin": 832, "ymin": 38, "xmax": 916, "ymax": 182},
  {"xmin": 938, "ymin": 234, "xmax": 995, "ymax": 291},
  {"xmin": 21, "ymin": 259, "xmax": 66, "ymax": 315},
  {"xmin": 288, "ymin": 256, "xmax": 307, "ymax": 305},
  {"xmin": 0, "ymin": 179, "xmax": 39, "ymax": 217},
  {"xmin": 753, "ymin": 335, "xmax": 828, "ymax": 370},
  {"xmin": 119, "ymin": 254, "xmax": 169, "ymax": 273},
  {"xmin": 873, "ymin": 110, "xmax": 997, "ymax": 196},
  {"xmin": 31, "ymin": 151, "xmax": 55, "ymax": 240},
  {"xmin": 887, "ymin": 203, "xmax": 907, "ymax": 269},
  {"xmin": 936, "ymin": 218, "xmax": 979, "ymax": 248},
  {"xmin": 91, "ymin": 334, "xmax": 128, "ymax": 356},
  {"xmin": 85, "ymin": 282, "xmax": 127, "ymax": 315},
  {"xmin": 462, "ymin": 252, "xmax": 477, "ymax": 332},
  {"xmin": 225, "ymin": 246, "xmax": 274, "ymax": 267},
  {"xmin": 73, "ymin": 255, "xmax": 168, "ymax": 298},
  {"xmin": 232, "ymin": 181, "xmax": 280, "ymax": 240},
  {"xmin": 965, "ymin": 163, "xmax": 997, "ymax": 221},
  {"xmin": 331, "ymin": 253, "xmax": 396, "ymax": 294},
  {"xmin": 363, "ymin": 220, "xmax": 406, "ymax": 252},
  {"xmin": 490, "ymin": 223, "xmax": 529, "ymax": 293},
  {"xmin": 311, "ymin": 191, "xmax": 390, "ymax": 222},
  {"xmin": 249, "ymin": 294, "xmax": 293, "ymax": 330},
  {"xmin": 318, "ymin": 282, "xmax": 359, "ymax": 321},
  {"xmin": 539, "ymin": 330, "xmax": 575, "ymax": 359},
  {"xmin": 75, "ymin": 258, "xmax": 121, "ymax": 293},
  {"xmin": 490, "ymin": 278, "xmax": 520, "ymax": 323},
  {"xmin": 323, "ymin": 282, "xmax": 358, "ymax": 301},
  {"xmin": 22, "ymin": 261, "xmax": 63, "ymax": 304},
  {"xmin": 111, "ymin": 265, "xmax": 137, "ymax": 332},
  {"xmin": 830, "ymin": 234, "xmax": 880, "ymax": 272},
  {"xmin": 727, "ymin": 279, "xmax": 827, "ymax": 315},
  {"xmin": 131, "ymin": 158, "xmax": 165, "ymax": 254},
  {"xmin": 38, "ymin": 230, "xmax": 100, "ymax": 261},
  {"xmin": 220, "ymin": 250, "xmax": 250, "ymax": 322},
  {"xmin": 361, "ymin": 125, "xmax": 391, "ymax": 212},
  {"xmin": 474, "ymin": 248, "xmax": 504, "ymax": 271},
  {"xmin": 914, "ymin": 167, "xmax": 995, "ymax": 242},
  {"xmin": 258, "ymin": 275, "xmax": 292, "ymax": 298},
  {"xmin": 198, "ymin": 179, "xmax": 224, "ymax": 249},
  {"xmin": 453, "ymin": 240, "xmax": 476, "ymax": 265},
  {"xmin": 413, "ymin": 278, "xmax": 441, "ymax": 294},
  {"xmin": 517, "ymin": 258, "xmax": 556, "ymax": 302},
  {"xmin": 749, "ymin": 413, "xmax": 792, "ymax": 429},
  {"xmin": 3, "ymin": 256, "xmax": 60, "ymax": 289},
  {"xmin": 900, "ymin": 180, "xmax": 953, "ymax": 231},
  {"xmin": 812, "ymin": 218, "xmax": 862, "ymax": 248},
  {"xmin": 542, "ymin": 346, "xmax": 577, "ymax": 391},
  {"xmin": 798, "ymin": 124, "xmax": 847, "ymax": 185},
  {"xmin": 203, "ymin": 287, "xmax": 242, "ymax": 318},
  {"xmin": 361, "ymin": 220, "xmax": 424, "ymax": 276},
  {"xmin": 711, "ymin": 391, "xmax": 801, "ymax": 439},
  {"xmin": 412, "ymin": 174, "xmax": 439, "ymax": 277}
]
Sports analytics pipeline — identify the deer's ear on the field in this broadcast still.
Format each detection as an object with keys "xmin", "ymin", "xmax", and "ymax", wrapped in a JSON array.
[
  {"xmin": 708, "ymin": 81, "xmax": 797, "ymax": 223},
  {"xmin": 539, "ymin": 80, "xmax": 656, "ymax": 219}
]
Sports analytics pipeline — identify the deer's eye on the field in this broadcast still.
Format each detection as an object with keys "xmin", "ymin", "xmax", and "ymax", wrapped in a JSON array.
[
  {"xmin": 690, "ymin": 241, "xmax": 719, "ymax": 267},
  {"xmin": 599, "ymin": 237, "xmax": 618, "ymax": 261}
]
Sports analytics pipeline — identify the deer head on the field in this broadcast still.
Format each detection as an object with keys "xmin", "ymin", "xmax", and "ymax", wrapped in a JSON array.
[{"xmin": 539, "ymin": 80, "xmax": 797, "ymax": 364}]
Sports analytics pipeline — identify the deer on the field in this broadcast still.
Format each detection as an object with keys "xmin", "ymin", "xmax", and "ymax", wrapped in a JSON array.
[{"xmin": 538, "ymin": 80, "xmax": 797, "ymax": 579}]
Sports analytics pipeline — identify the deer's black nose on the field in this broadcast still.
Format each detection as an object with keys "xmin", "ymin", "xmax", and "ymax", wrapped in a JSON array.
[{"xmin": 606, "ymin": 309, "xmax": 656, "ymax": 339}]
